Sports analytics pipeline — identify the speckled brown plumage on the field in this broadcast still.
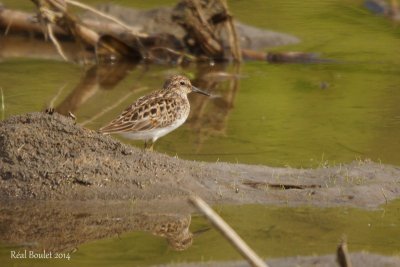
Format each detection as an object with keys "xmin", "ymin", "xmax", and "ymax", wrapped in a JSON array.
[
  {"xmin": 99, "ymin": 75, "xmax": 210, "ymax": 149},
  {"xmin": 100, "ymin": 89, "xmax": 190, "ymax": 133}
]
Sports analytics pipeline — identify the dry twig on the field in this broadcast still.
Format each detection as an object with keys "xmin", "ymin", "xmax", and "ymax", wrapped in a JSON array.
[
  {"xmin": 337, "ymin": 236, "xmax": 353, "ymax": 267},
  {"xmin": 189, "ymin": 195, "xmax": 269, "ymax": 267},
  {"xmin": 65, "ymin": 0, "xmax": 147, "ymax": 37},
  {"xmin": 46, "ymin": 23, "xmax": 68, "ymax": 61}
]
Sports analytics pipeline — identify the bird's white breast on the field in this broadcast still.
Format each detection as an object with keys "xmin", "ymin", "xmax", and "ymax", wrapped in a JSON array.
[{"xmin": 120, "ymin": 113, "xmax": 188, "ymax": 142}]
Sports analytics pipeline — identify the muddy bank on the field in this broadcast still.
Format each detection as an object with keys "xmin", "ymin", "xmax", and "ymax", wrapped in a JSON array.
[{"xmin": 1, "ymin": 112, "xmax": 400, "ymax": 208}]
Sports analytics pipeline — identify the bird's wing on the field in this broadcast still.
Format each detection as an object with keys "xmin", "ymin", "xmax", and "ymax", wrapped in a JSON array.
[{"xmin": 99, "ymin": 91, "xmax": 180, "ymax": 134}]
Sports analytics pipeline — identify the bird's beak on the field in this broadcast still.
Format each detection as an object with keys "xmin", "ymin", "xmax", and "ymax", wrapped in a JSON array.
[{"xmin": 192, "ymin": 86, "xmax": 211, "ymax": 96}]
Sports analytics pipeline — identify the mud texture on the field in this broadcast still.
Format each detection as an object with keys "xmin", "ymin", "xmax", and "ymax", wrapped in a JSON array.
[
  {"xmin": 1, "ymin": 112, "xmax": 400, "ymax": 209},
  {"xmin": 1, "ymin": 112, "xmax": 400, "ymax": 263}
]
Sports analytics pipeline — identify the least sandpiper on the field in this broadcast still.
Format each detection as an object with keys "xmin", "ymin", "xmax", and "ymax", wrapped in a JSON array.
[{"xmin": 99, "ymin": 75, "xmax": 210, "ymax": 150}]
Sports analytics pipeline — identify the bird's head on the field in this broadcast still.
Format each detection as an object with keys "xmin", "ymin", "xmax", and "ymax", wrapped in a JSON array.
[{"xmin": 163, "ymin": 75, "xmax": 210, "ymax": 96}]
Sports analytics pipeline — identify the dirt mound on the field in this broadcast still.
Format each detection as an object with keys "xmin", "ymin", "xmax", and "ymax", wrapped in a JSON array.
[
  {"xmin": 1, "ymin": 112, "xmax": 400, "ymax": 208},
  {"xmin": 0, "ymin": 112, "xmax": 194, "ymax": 200}
]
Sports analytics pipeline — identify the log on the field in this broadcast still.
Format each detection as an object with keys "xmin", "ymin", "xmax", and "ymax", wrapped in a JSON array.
[{"xmin": 0, "ymin": 2, "xmax": 321, "ymax": 63}]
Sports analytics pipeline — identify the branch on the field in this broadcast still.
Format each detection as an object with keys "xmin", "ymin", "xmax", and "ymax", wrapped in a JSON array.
[
  {"xmin": 337, "ymin": 237, "xmax": 353, "ymax": 267},
  {"xmin": 46, "ymin": 23, "xmax": 68, "ymax": 61},
  {"xmin": 65, "ymin": 0, "xmax": 147, "ymax": 37},
  {"xmin": 189, "ymin": 195, "xmax": 269, "ymax": 267}
]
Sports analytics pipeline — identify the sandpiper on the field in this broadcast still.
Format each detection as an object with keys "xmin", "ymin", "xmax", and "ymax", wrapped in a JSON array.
[{"xmin": 99, "ymin": 75, "xmax": 210, "ymax": 150}]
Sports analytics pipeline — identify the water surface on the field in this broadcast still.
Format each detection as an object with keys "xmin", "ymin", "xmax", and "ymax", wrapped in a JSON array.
[
  {"xmin": 0, "ymin": 0, "xmax": 400, "ymax": 266},
  {"xmin": 1, "ymin": 0, "xmax": 400, "ymax": 167},
  {"xmin": 1, "ymin": 200, "xmax": 400, "ymax": 266}
]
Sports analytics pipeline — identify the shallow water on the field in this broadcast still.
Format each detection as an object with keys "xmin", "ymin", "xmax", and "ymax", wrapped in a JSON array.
[
  {"xmin": 1, "ymin": 200, "xmax": 400, "ymax": 266},
  {"xmin": 1, "ymin": 0, "xmax": 400, "ymax": 167},
  {"xmin": 1, "ymin": 0, "xmax": 400, "ymax": 266}
]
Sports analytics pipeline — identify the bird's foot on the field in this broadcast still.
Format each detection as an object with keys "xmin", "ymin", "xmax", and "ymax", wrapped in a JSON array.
[{"xmin": 143, "ymin": 141, "xmax": 154, "ymax": 151}]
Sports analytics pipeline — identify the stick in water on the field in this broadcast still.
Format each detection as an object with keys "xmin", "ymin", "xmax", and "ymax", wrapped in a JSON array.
[
  {"xmin": 337, "ymin": 236, "xmax": 352, "ymax": 267},
  {"xmin": 188, "ymin": 195, "xmax": 269, "ymax": 267}
]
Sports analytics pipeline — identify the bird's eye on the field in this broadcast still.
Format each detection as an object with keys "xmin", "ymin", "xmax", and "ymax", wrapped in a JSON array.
[{"xmin": 180, "ymin": 81, "xmax": 185, "ymax": 85}]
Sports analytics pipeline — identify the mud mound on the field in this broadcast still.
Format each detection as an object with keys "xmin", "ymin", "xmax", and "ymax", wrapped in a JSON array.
[
  {"xmin": 0, "ymin": 112, "xmax": 193, "ymax": 200},
  {"xmin": 1, "ymin": 112, "xmax": 400, "ymax": 208}
]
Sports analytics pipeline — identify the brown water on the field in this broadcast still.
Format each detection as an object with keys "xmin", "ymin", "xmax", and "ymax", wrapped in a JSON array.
[{"xmin": 1, "ymin": 0, "xmax": 400, "ymax": 266}]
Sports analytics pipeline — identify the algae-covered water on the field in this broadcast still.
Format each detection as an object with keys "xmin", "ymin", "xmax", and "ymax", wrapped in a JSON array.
[
  {"xmin": 1, "ymin": 200, "xmax": 400, "ymax": 266},
  {"xmin": 1, "ymin": 0, "xmax": 400, "ymax": 266},
  {"xmin": 1, "ymin": 0, "xmax": 400, "ymax": 167}
]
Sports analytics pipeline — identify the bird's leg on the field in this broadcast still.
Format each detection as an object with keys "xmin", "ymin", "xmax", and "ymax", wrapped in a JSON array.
[
  {"xmin": 143, "ymin": 140, "xmax": 148, "ymax": 150},
  {"xmin": 147, "ymin": 137, "xmax": 157, "ymax": 151},
  {"xmin": 148, "ymin": 142, "xmax": 154, "ymax": 151},
  {"xmin": 143, "ymin": 140, "xmax": 154, "ymax": 151}
]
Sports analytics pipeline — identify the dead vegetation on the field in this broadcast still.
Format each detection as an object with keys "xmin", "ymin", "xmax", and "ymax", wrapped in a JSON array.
[{"xmin": 0, "ymin": 0, "xmax": 321, "ymax": 64}]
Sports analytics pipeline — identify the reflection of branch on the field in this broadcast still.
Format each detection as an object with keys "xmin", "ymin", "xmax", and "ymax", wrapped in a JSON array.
[
  {"xmin": 3, "ymin": 15, "xmax": 13, "ymax": 36},
  {"xmin": 226, "ymin": 63, "xmax": 241, "ymax": 106},
  {"xmin": 189, "ymin": 196, "xmax": 269, "ymax": 267},
  {"xmin": 390, "ymin": 0, "xmax": 399, "ymax": 17},
  {"xmin": 48, "ymin": 83, "xmax": 68, "ymax": 109},
  {"xmin": 189, "ymin": 64, "xmax": 241, "ymax": 151},
  {"xmin": 1, "ymin": 87, "xmax": 5, "ymax": 120},
  {"xmin": 80, "ymin": 87, "xmax": 147, "ymax": 127},
  {"xmin": 218, "ymin": 0, "xmax": 241, "ymax": 62},
  {"xmin": 149, "ymin": 47, "xmax": 198, "ymax": 63}
]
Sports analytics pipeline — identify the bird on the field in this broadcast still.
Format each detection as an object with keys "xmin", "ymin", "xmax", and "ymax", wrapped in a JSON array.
[{"xmin": 99, "ymin": 75, "xmax": 210, "ymax": 150}]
